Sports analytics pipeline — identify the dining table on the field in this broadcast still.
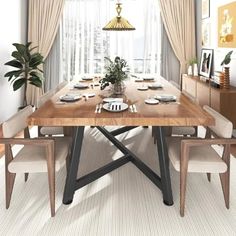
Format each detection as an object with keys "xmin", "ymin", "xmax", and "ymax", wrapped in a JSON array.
[{"xmin": 28, "ymin": 76, "xmax": 214, "ymax": 206}]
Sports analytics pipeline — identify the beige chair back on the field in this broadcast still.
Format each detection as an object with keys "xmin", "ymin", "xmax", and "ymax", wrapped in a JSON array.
[
  {"xmin": 203, "ymin": 105, "xmax": 233, "ymax": 138},
  {"xmin": 3, "ymin": 106, "xmax": 34, "ymax": 138},
  {"xmin": 56, "ymin": 81, "xmax": 67, "ymax": 92},
  {"xmin": 37, "ymin": 90, "xmax": 55, "ymax": 108}
]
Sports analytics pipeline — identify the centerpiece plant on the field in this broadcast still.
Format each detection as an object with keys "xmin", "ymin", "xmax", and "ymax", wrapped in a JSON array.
[
  {"xmin": 100, "ymin": 56, "xmax": 129, "ymax": 95},
  {"xmin": 4, "ymin": 42, "xmax": 44, "ymax": 106}
]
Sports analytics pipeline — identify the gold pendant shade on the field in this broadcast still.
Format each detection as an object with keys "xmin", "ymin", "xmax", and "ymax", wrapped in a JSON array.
[{"xmin": 103, "ymin": 3, "xmax": 135, "ymax": 31}]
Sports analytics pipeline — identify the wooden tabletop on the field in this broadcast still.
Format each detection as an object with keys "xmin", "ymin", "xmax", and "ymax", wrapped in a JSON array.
[{"xmin": 28, "ymin": 77, "xmax": 214, "ymax": 127}]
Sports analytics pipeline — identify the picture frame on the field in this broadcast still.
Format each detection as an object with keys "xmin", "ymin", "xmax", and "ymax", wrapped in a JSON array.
[
  {"xmin": 199, "ymin": 49, "xmax": 213, "ymax": 78},
  {"xmin": 218, "ymin": 2, "xmax": 236, "ymax": 48},
  {"xmin": 202, "ymin": 0, "xmax": 210, "ymax": 19},
  {"xmin": 202, "ymin": 19, "xmax": 210, "ymax": 47}
]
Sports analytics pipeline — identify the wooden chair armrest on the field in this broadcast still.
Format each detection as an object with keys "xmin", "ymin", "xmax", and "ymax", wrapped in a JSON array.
[
  {"xmin": 0, "ymin": 137, "xmax": 55, "ymax": 146},
  {"xmin": 181, "ymin": 138, "xmax": 236, "ymax": 148}
]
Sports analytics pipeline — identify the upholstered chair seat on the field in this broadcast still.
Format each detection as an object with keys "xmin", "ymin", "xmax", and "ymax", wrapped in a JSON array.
[
  {"xmin": 40, "ymin": 126, "xmax": 64, "ymax": 136},
  {"xmin": 167, "ymin": 105, "xmax": 236, "ymax": 216},
  {"xmin": 168, "ymin": 137, "xmax": 227, "ymax": 173},
  {"xmin": 8, "ymin": 137, "xmax": 71, "ymax": 173},
  {"xmin": 0, "ymin": 106, "xmax": 71, "ymax": 217},
  {"xmin": 171, "ymin": 126, "xmax": 196, "ymax": 136}
]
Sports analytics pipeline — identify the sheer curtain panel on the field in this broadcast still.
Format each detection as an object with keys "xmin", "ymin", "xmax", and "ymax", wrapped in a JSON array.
[
  {"xmin": 159, "ymin": 0, "xmax": 196, "ymax": 84},
  {"xmin": 27, "ymin": 0, "xmax": 65, "ymax": 105},
  {"xmin": 62, "ymin": 0, "xmax": 161, "ymax": 81}
]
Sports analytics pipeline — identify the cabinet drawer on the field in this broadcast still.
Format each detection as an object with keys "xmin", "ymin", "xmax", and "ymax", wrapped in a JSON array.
[
  {"xmin": 196, "ymin": 82, "xmax": 210, "ymax": 106},
  {"xmin": 210, "ymin": 89, "xmax": 220, "ymax": 112}
]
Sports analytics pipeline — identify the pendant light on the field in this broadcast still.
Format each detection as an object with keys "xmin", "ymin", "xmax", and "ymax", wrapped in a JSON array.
[{"xmin": 102, "ymin": 3, "xmax": 135, "ymax": 31}]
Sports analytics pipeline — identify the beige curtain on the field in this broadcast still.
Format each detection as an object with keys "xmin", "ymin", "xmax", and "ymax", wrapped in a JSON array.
[
  {"xmin": 27, "ymin": 0, "xmax": 65, "ymax": 105},
  {"xmin": 158, "ymin": 0, "xmax": 196, "ymax": 83}
]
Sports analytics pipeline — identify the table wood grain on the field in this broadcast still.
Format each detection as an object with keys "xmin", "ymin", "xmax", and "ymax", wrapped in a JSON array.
[{"xmin": 28, "ymin": 77, "xmax": 214, "ymax": 127}]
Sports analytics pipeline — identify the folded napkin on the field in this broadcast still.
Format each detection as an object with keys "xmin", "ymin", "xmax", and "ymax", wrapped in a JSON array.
[{"xmin": 103, "ymin": 98, "xmax": 123, "ymax": 103}]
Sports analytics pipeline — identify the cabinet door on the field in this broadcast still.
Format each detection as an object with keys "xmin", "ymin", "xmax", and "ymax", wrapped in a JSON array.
[
  {"xmin": 182, "ymin": 76, "xmax": 196, "ymax": 99},
  {"xmin": 210, "ymin": 88, "xmax": 220, "ymax": 112},
  {"xmin": 196, "ymin": 82, "xmax": 210, "ymax": 106}
]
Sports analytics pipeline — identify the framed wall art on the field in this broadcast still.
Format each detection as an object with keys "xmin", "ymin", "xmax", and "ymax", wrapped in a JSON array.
[
  {"xmin": 218, "ymin": 2, "xmax": 236, "ymax": 48},
  {"xmin": 202, "ymin": 0, "xmax": 210, "ymax": 19},
  {"xmin": 199, "ymin": 49, "xmax": 213, "ymax": 78},
  {"xmin": 202, "ymin": 19, "xmax": 210, "ymax": 47}
]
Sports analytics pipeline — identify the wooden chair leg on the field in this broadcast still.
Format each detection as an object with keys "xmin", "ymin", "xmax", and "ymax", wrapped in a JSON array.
[
  {"xmin": 46, "ymin": 144, "xmax": 55, "ymax": 217},
  {"xmin": 207, "ymin": 173, "xmax": 211, "ymax": 182},
  {"xmin": 180, "ymin": 145, "xmax": 190, "ymax": 217},
  {"xmin": 5, "ymin": 144, "xmax": 16, "ymax": 209},
  {"xmin": 219, "ymin": 144, "xmax": 230, "ymax": 209},
  {"xmin": 6, "ymin": 171, "xmax": 16, "ymax": 209},
  {"xmin": 24, "ymin": 173, "xmax": 29, "ymax": 182}
]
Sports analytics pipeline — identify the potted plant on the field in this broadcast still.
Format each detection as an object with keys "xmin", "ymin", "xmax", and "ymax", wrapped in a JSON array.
[
  {"xmin": 4, "ymin": 42, "xmax": 44, "ymax": 107},
  {"xmin": 220, "ymin": 50, "xmax": 233, "ymax": 89},
  {"xmin": 100, "ymin": 56, "xmax": 129, "ymax": 95},
  {"xmin": 188, "ymin": 58, "xmax": 198, "ymax": 76}
]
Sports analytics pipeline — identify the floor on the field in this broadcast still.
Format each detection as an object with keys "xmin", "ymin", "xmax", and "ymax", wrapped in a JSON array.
[{"xmin": 1, "ymin": 127, "xmax": 236, "ymax": 235}]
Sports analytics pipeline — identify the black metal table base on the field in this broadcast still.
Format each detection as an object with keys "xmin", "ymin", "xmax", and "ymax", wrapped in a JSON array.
[{"xmin": 63, "ymin": 126, "xmax": 173, "ymax": 206}]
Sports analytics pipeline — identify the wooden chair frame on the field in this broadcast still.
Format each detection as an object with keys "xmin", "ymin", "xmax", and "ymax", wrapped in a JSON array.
[
  {"xmin": 179, "ymin": 127, "xmax": 236, "ymax": 216},
  {"xmin": 0, "ymin": 127, "xmax": 58, "ymax": 217}
]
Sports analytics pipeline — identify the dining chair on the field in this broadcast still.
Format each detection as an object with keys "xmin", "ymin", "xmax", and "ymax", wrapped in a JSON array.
[
  {"xmin": 37, "ymin": 87, "xmax": 64, "ymax": 137},
  {"xmin": 171, "ymin": 126, "xmax": 197, "ymax": 137},
  {"xmin": 0, "ymin": 106, "xmax": 71, "ymax": 217},
  {"xmin": 167, "ymin": 105, "xmax": 236, "ymax": 216}
]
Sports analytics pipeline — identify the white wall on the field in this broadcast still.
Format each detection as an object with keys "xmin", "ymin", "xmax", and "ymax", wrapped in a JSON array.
[
  {"xmin": 203, "ymin": 0, "xmax": 236, "ymax": 86},
  {"xmin": 0, "ymin": 0, "xmax": 27, "ymax": 123}
]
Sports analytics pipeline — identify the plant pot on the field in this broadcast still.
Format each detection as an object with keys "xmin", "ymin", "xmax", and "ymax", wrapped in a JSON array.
[
  {"xmin": 111, "ymin": 81, "xmax": 126, "ymax": 95},
  {"xmin": 193, "ymin": 64, "xmax": 198, "ymax": 76},
  {"xmin": 223, "ymin": 67, "xmax": 230, "ymax": 89},
  {"xmin": 187, "ymin": 65, "xmax": 193, "ymax": 76}
]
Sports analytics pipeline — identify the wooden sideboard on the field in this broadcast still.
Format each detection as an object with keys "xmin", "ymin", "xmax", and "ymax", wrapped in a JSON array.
[{"xmin": 182, "ymin": 74, "xmax": 236, "ymax": 128}]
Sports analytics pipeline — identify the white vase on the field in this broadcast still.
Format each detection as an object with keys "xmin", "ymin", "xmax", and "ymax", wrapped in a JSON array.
[
  {"xmin": 187, "ymin": 65, "xmax": 193, "ymax": 76},
  {"xmin": 193, "ymin": 63, "xmax": 198, "ymax": 76}
]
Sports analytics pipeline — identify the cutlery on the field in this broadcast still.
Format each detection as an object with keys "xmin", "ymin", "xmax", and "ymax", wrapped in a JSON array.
[
  {"xmin": 130, "ymin": 105, "xmax": 134, "ymax": 113},
  {"xmin": 95, "ymin": 104, "xmax": 99, "ymax": 113},
  {"xmin": 132, "ymin": 104, "xmax": 137, "ymax": 113},
  {"xmin": 98, "ymin": 103, "xmax": 103, "ymax": 113}
]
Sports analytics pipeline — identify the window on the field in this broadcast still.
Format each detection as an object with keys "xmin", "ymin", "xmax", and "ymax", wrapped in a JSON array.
[{"xmin": 62, "ymin": 0, "xmax": 161, "ymax": 80}]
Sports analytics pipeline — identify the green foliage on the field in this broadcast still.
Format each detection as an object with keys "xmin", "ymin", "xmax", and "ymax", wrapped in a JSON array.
[
  {"xmin": 4, "ymin": 42, "xmax": 44, "ymax": 105},
  {"xmin": 100, "ymin": 56, "xmax": 129, "ymax": 90},
  {"xmin": 188, "ymin": 57, "xmax": 198, "ymax": 66},
  {"xmin": 221, "ymin": 50, "xmax": 233, "ymax": 66}
]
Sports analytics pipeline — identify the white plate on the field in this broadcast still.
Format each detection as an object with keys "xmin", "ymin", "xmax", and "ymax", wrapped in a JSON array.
[
  {"xmin": 92, "ymin": 82, "xmax": 100, "ymax": 86},
  {"xmin": 145, "ymin": 98, "xmax": 159, "ymax": 105},
  {"xmin": 60, "ymin": 94, "xmax": 82, "ymax": 102},
  {"xmin": 148, "ymin": 83, "xmax": 163, "ymax": 89},
  {"xmin": 143, "ymin": 77, "xmax": 155, "ymax": 81},
  {"xmin": 74, "ymin": 83, "xmax": 89, "ymax": 89},
  {"xmin": 103, "ymin": 98, "xmax": 124, "ymax": 103},
  {"xmin": 103, "ymin": 102, "xmax": 128, "ymax": 112},
  {"xmin": 137, "ymin": 86, "xmax": 148, "ymax": 91},
  {"xmin": 154, "ymin": 94, "xmax": 177, "ymax": 101},
  {"xmin": 82, "ymin": 77, "xmax": 93, "ymax": 81},
  {"xmin": 135, "ymin": 79, "xmax": 144, "ymax": 82},
  {"xmin": 82, "ymin": 93, "xmax": 96, "ymax": 98}
]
